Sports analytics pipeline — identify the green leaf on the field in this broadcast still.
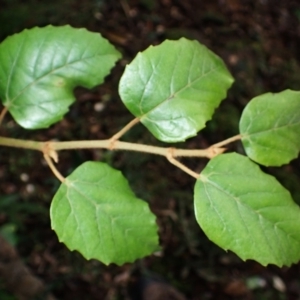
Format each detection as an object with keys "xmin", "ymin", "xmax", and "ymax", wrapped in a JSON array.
[
  {"xmin": 239, "ymin": 90, "xmax": 300, "ymax": 166},
  {"xmin": 194, "ymin": 152, "xmax": 300, "ymax": 267},
  {"xmin": 50, "ymin": 161, "xmax": 159, "ymax": 266},
  {"xmin": 0, "ymin": 25, "xmax": 121, "ymax": 129},
  {"xmin": 119, "ymin": 38, "xmax": 234, "ymax": 142}
]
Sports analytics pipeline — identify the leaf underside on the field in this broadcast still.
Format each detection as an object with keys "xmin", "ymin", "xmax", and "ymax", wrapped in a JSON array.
[
  {"xmin": 239, "ymin": 89, "xmax": 300, "ymax": 166},
  {"xmin": 119, "ymin": 38, "xmax": 234, "ymax": 142},
  {"xmin": 0, "ymin": 25, "xmax": 121, "ymax": 129},
  {"xmin": 50, "ymin": 161, "xmax": 159, "ymax": 265},
  {"xmin": 194, "ymin": 152, "xmax": 300, "ymax": 267}
]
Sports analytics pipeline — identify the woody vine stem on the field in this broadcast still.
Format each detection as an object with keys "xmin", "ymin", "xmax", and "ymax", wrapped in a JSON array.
[{"xmin": 0, "ymin": 113, "xmax": 241, "ymax": 181}]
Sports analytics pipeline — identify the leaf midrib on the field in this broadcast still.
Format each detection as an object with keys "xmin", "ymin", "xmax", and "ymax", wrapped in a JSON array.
[
  {"xmin": 242, "ymin": 119, "xmax": 300, "ymax": 138},
  {"xmin": 202, "ymin": 177, "xmax": 298, "ymax": 259},
  {"xmin": 6, "ymin": 49, "xmax": 115, "ymax": 106},
  {"xmin": 140, "ymin": 64, "xmax": 222, "ymax": 121}
]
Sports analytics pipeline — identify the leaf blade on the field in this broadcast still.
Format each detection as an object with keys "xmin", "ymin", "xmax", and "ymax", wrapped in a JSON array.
[
  {"xmin": 50, "ymin": 161, "xmax": 159, "ymax": 265},
  {"xmin": 0, "ymin": 25, "xmax": 121, "ymax": 129},
  {"xmin": 119, "ymin": 38, "xmax": 234, "ymax": 142},
  {"xmin": 194, "ymin": 152, "xmax": 300, "ymax": 267},
  {"xmin": 239, "ymin": 90, "xmax": 300, "ymax": 166}
]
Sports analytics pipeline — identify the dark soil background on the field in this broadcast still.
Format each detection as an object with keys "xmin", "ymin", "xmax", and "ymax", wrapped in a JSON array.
[{"xmin": 1, "ymin": 0, "xmax": 300, "ymax": 299}]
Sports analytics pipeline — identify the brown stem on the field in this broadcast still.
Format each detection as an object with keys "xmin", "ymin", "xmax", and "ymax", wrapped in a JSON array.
[
  {"xmin": 210, "ymin": 134, "xmax": 242, "ymax": 149},
  {"xmin": 166, "ymin": 148, "xmax": 200, "ymax": 179},
  {"xmin": 109, "ymin": 117, "xmax": 140, "ymax": 149},
  {"xmin": 43, "ymin": 154, "xmax": 65, "ymax": 183},
  {"xmin": 0, "ymin": 106, "xmax": 8, "ymax": 127}
]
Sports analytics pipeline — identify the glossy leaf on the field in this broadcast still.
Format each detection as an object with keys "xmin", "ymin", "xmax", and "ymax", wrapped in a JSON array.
[
  {"xmin": 50, "ymin": 161, "xmax": 159, "ymax": 265},
  {"xmin": 0, "ymin": 25, "xmax": 121, "ymax": 129},
  {"xmin": 119, "ymin": 38, "xmax": 234, "ymax": 142},
  {"xmin": 239, "ymin": 90, "xmax": 300, "ymax": 166},
  {"xmin": 194, "ymin": 152, "xmax": 300, "ymax": 267}
]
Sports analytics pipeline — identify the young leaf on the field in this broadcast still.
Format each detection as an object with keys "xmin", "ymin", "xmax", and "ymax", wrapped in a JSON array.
[
  {"xmin": 119, "ymin": 38, "xmax": 234, "ymax": 142},
  {"xmin": 0, "ymin": 25, "xmax": 121, "ymax": 129},
  {"xmin": 239, "ymin": 90, "xmax": 300, "ymax": 166},
  {"xmin": 194, "ymin": 152, "xmax": 300, "ymax": 267},
  {"xmin": 50, "ymin": 161, "xmax": 159, "ymax": 265}
]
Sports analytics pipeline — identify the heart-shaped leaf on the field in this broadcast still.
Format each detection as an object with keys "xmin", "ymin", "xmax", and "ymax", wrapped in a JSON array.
[
  {"xmin": 50, "ymin": 161, "xmax": 159, "ymax": 265},
  {"xmin": 239, "ymin": 90, "xmax": 300, "ymax": 166},
  {"xmin": 119, "ymin": 38, "xmax": 234, "ymax": 142},
  {"xmin": 0, "ymin": 25, "xmax": 121, "ymax": 129},
  {"xmin": 194, "ymin": 152, "xmax": 300, "ymax": 267}
]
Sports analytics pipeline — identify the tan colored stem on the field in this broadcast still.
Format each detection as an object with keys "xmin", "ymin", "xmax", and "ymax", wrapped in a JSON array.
[
  {"xmin": 43, "ymin": 154, "xmax": 65, "ymax": 183},
  {"xmin": 0, "ymin": 136, "xmax": 43, "ymax": 151},
  {"xmin": 0, "ymin": 134, "xmax": 237, "ymax": 179},
  {"xmin": 109, "ymin": 117, "xmax": 140, "ymax": 149},
  {"xmin": 166, "ymin": 148, "xmax": 200, "ymax": 179},
  {"xmin": 0, "ymin": 136, "xmax": 228, "ymax": 159},
  {"xmin": 210, "ymin": 134, "xmax": 242, "ymax": 149},
  {"xmin": 0, "ymin": 106, "xmax": 8, "ymax": 127}
]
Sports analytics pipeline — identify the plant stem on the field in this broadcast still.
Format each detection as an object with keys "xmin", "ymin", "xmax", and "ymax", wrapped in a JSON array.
[
  {"xmin": 0, "ymin": 136, "xmax": 215, "ymax": 158},
  {"xmin": 210, "ymin": 134, "xmax": 242, "ymax": 148},
  {"xmin": 0, "ymin": 136, "xmax": 43, "ymax": 151},
  {"xmin": 43, "ymin": 154, "xmax": 66, "ymax": 183},
  {"xmin": 166, "ymin": 148, "xmax": 200, "ymax": 179},
  {"xmin": 0, "ymin": 107, "xmax": 8, "ymax": 127},
  {"xmin": 0, "ymin": 133, "xmax": 242, "ymax": 155},
  {"xmin": 0, "ymin": 135, "xmax": 238, "ymax": 178},
  {"xmin": 109, "ymin": 117, "xmax": 140, "ymax": 146}
]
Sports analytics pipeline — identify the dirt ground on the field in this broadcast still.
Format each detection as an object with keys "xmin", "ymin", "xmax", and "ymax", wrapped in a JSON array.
[{"xmin": 1, "ymin": 0, "xmax": 300, "ymax": 299}]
